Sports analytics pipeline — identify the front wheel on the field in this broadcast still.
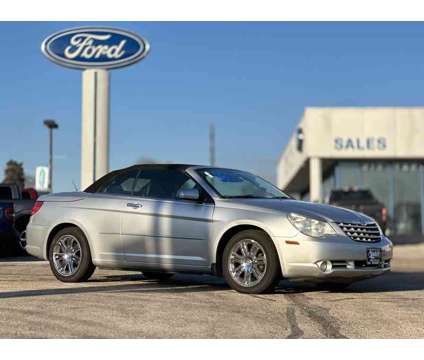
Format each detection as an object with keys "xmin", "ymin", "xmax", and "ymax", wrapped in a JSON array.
[
  {"xmin": 48, "ymin": 227, "xmax": 95, "ymax": 282},
  {"xmin": 222, "ymin": 230, "xmax": 281, "ymax": 294}
]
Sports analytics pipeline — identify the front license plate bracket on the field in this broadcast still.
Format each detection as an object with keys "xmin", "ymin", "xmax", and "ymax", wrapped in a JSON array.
[{"xmin": 367, "ymin": 248, "xmax": 382, "ymax": 266}]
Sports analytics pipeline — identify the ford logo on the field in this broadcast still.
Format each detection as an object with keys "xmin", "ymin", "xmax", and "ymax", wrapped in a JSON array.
[{"xmin": 41, "ymin": 27, "xmax": 150, "ymax": 70}]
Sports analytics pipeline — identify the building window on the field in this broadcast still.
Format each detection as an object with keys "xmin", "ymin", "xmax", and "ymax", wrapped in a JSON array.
[{"xmin": 326, "ymin": 160, "xmax": 423, "ymax": 236}]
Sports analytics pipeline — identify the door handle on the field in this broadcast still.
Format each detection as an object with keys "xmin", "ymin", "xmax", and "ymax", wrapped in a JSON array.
[{"xmin": 126, "ymin": 202, "xmax": 142, "ymax": 209}]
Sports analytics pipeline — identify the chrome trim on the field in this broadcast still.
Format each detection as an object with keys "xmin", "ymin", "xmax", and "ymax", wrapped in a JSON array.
[
  {"xmin": 52, "ymin": 235, "xmax": 82, "ymax": 277},
  {"xmin": 228, "ymin": 238, "xmax": 267, "ymax": 288},
  {"xmin": 338, "ymin": 222, "xmax": 382, "ymax": 243}
]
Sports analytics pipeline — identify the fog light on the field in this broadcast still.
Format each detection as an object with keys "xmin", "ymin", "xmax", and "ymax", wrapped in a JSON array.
[
  {"xmin": 320, "ymin": 260, "xmax": 332, "ymax": 273},
  {"xmin": 346, "ymin": 261, "xmax": 355, "ymax": 270}
]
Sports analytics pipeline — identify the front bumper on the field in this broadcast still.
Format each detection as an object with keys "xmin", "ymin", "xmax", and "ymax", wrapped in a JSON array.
[{"xmin": 275, "ymin": 233, "xmax": 393, "ymax": 281}]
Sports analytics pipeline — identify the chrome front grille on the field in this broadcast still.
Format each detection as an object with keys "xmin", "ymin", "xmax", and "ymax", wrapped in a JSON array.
[{"xmin": 338, "ymin": 222, "xmax": 382, "ymax": 243}]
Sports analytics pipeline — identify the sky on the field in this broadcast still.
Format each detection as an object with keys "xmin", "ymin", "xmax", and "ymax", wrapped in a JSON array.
[{"xmin": 2, "ymin": 21, "xmax": 424, "ymax": 192}]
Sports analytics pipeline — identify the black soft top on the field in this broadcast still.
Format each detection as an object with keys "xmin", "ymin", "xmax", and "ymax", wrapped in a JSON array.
[
  {"xmin": 122, "ymin": 163, "xmax": 199, "ymax": 172},
  {"xmin": 84, "ymin": 164, "xmax": 203, "ymax": 193}
]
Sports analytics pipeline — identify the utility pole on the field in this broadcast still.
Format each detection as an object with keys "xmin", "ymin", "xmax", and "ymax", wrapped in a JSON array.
[
  {"xmin": 209, "ymin": 123, "xmax": 216, "ymax": 166},
  {"xmin": 43, "ymin": 119, "xmax": 59, "ymax": 192}
]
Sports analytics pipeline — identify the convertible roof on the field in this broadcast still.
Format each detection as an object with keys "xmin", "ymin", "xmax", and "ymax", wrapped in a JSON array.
[
  {"xmin": 122, "ymin": 164, "xmax": 202, "ymax": 172},
  {"xmin": 84, "ymin": 164, "xmax": 211, "ymax": 193}
]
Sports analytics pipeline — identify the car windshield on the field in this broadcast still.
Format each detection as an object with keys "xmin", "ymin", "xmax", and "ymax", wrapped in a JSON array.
[{"xmin": 196, "ymin": 168, "xmax": 290, "ymax": 199}]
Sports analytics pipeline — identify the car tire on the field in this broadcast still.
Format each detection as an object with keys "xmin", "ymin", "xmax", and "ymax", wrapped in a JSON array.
[
  {"xmin": 48, "ymin": 226, "xmax": 95, "ymax": 283},
  {"xmin": 222, "ymin": 229, "xmax": 281, "ymax": 294},
  {"xmin": 142, "ymin": 271, "xmax": 174, "ymax": 280},
  {"xmin": 14, "ymin": 229, "xmax": 28, "ymax": 256},
  {"xmin": 14, "ymin": 218, "xmax": 30, "ymax": 256}
]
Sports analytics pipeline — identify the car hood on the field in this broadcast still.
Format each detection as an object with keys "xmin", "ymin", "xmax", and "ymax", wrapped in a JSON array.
[{"xmin": 221, "ymin": 198, "xmax": 375, "ymax": 224}]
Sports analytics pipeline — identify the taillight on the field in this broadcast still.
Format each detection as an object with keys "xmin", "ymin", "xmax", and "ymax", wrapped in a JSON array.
[
  {"xmin": 4, "ymin": 208, "xmax": 14, "ymax": 224},
  {"xmin": 382, "ymin": 207, "xmax": 388, "ymax": 223},
  {"xmin": 31, "ymin": 201, "xmax": 44, "ymax": 216}
]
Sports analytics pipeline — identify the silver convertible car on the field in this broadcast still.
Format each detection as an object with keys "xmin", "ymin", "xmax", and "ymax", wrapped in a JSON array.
[{"xmin": 26, "ymin": 164, "xmax": 393, "ymax": 294}]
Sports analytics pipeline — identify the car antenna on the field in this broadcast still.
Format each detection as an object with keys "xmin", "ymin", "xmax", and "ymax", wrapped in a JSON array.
[{"xmin": 72, "ymin": 180, "xmax": 79, "ymax": 192}]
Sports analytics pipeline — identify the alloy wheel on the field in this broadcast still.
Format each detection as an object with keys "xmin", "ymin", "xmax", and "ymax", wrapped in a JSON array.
[
  {"xmin": 18, "ymin": 230, "xmax": 27, "ymax": 251},
  {"xmin": 52, "ymin": 235, "xmax": 82, "ymax": 277},
  {"xmin": 228, "ymin": 238, "xmax": 267, "ymax": 288}
]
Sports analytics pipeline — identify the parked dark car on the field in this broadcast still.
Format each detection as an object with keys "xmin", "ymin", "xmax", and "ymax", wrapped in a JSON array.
[
  {"xmin": 0, "ymin": 201, "xmax": 19, "ymax": 256},
  {"xmin": 329, "ymin": 188, "xmax": 387, "ymax": 231},
  {"xmin": 0, "ymin": 183, "xmax": 39, "ymax": 253}
]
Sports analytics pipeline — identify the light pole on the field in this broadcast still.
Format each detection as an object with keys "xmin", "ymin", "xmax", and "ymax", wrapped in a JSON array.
[
  {"xmin": 209, "ymin": 123, "xmax": 216, "ymax": 166},
  {"xmin": 43, "ymin": 119, "xmax": 59, "ymax": 192}
]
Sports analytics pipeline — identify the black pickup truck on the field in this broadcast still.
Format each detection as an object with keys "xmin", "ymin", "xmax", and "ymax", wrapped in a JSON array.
[
  {"xmin": 0, "ymin": 201, "xmax": 20, "ymax": 256},
  {"xmin": 0, "ymin": 183, "xmax": 39, "ymax": 254},
  {"xmin": 328, "ymin": 189, "xmax": 388, "ymax": 232}
]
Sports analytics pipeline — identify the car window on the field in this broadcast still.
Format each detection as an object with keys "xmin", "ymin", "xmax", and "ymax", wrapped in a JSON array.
[
  {"xmin": 98, "ymin": 170, "xmax": 139, "ymax": 195},
  {"xmin": 0, "ymin": 186, "xmax": 13, "ymax": 200},
  {"xmin": 132, "ymin": 169, "xmax": 197, "ymax": 200},
  {"xmin": 179, "ymin": 178, "xmax": 198, "ymax": 191}
]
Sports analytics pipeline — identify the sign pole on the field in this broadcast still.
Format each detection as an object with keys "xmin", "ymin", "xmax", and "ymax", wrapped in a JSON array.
[{"xmin": 81, "ymin": 69, "xmax": 110, "ymax": 189}]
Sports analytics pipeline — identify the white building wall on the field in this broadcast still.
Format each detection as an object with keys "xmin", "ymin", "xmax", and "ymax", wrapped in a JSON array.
[
  {"xmin": 276, "ymin": 119, "xmax": 308, "ymax": 190},
  {"xmin": 277, "ymin": 107, "xmax": 424, "ymax": 191}
]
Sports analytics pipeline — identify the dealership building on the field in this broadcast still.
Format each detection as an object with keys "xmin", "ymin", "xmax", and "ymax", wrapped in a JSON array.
[{"xmin": 277, "ymin": 107, "xmax": 424, "ymax": 237}]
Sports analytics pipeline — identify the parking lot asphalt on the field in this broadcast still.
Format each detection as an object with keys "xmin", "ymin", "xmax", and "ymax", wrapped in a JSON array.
[{"xmin": 0, "ymin": 244, "xmax": 423, "ymax": 338}]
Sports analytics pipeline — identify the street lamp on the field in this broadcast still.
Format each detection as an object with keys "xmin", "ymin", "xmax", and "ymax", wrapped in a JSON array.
[{"xmin": 43, "ymin": 119, "xmax": 59, "ymax": 192}]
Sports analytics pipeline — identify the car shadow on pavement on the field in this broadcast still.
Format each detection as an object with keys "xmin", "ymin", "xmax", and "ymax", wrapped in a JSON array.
[
  {"xmin": 1, "ymin": 270, "xmax": 423, "ymax": 300},
  {"xmin": 0, "ymin": 274, "xmax": 229, "ymax": 300},
  {"xmin": 276, "ymin": 271, "xmax": 424, "ymax": 294},
  {"xmin": 343, "ymin": 271, "xmax": 424, "ymax": 293},
  {"xmin": 0, "ymin": 255, "xmax": 42, "ymax": 262}
]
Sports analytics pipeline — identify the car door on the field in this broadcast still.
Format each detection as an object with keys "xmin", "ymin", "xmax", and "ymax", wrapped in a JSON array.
[
  {"xmin": 121, "ymin": 168, "xmax": 214, "ymax": 270},
  {"xmin": 83, "ymin": 169, "xmax": 140, "ymax": 264}
]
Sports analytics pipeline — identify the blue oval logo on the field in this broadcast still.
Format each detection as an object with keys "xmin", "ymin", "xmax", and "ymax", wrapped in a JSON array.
[{"xmin": 41, "ymin": 27, "xmax": 150, "ymax": 69}]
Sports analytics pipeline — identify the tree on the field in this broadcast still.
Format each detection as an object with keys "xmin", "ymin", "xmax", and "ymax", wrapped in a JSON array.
[{"xmin": 3, "ymin": 160, "xmax": 25, "ymax": 189}]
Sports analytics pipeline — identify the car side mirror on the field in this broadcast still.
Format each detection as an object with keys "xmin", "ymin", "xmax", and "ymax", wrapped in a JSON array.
[{"xmin": 177, "ymin": 188, "xmax": 200, "ymax": 201}]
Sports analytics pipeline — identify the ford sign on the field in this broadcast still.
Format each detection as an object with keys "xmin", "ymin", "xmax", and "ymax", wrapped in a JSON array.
[{"xmin": 41, "ymin": 27, "xmax": 150, "ymax": 70}]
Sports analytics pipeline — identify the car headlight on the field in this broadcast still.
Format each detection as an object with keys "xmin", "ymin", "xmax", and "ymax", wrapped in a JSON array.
[{"xmin": 288, "ymin": 212, "xmax": 336, "ymax": 237}]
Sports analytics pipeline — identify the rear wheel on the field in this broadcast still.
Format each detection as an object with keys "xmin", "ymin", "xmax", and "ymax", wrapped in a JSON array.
[
  {"xmin": 142, "ymin": 271, "xmax": 174, "ymax": 280},
  {"xmin": 48, "ymin": 227, "xmax": 95, "ymax": 282},
  {"xmin": 222, "ymin": 230, "xmax": 281, "ymax": 294}
]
